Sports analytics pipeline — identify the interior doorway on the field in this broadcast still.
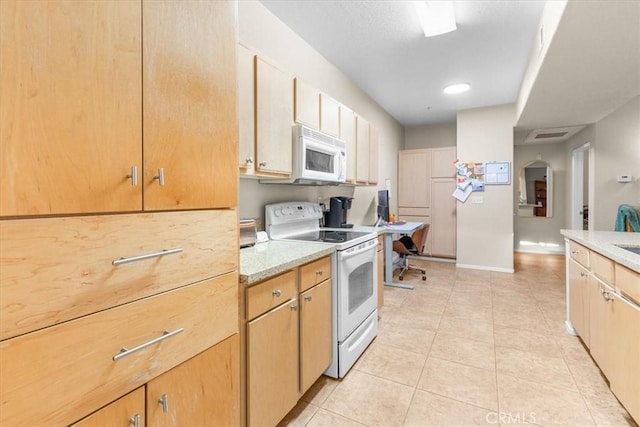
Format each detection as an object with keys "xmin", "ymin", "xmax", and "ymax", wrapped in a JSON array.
[{"xmin": 572, "ymin": 142, "xmax": 592, "ymax": 230}]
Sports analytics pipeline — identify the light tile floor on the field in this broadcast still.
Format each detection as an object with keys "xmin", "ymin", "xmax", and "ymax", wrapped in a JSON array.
[{"xmin": 278, "ymin": 253, "xmax": 638, "ymax": 427}]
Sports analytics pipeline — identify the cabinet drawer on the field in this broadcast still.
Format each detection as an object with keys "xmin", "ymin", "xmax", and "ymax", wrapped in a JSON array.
[
  {"xmin": 300, "ymin": 256, "xmax": 332, "ymax": 292},
  {"xmin": 569, "ymin": 241, "xmax": 590, "ymax": 268},
  {"xmin": 72, "ymin": 387, "xmax": 145, "ymax": 427},
  {"xmin": 399, "ymin": 207, "xmax": 430, "ymax": 216},
  {"xmin": 0, "ymin": 209, "xmax": 237, "ymax": 340},
  {"xmin": 616, "ymin": 263, "xmax": 640, "ymax": 304},
  {"xmin": 0, "ymin": 273, "xmax": 238, "ymax": 426},
  {"xmin": 591, "ymin": 251, "xmax": 614, "ymax": 284},
  {"xmin": 246, "ymin": 270, "xmax": 296, "ymax": 320}
]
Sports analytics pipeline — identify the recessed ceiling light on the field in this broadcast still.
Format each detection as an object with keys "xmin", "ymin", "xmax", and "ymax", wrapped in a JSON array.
[{"xmin": 443, "ymin": 83, "xmax": 470, "ymax": 94}]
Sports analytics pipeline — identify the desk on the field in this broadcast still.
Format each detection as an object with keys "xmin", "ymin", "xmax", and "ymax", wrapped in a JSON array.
[{"xmin": 382, "ymin": 222, "xmax": 424, "ymax": 290}]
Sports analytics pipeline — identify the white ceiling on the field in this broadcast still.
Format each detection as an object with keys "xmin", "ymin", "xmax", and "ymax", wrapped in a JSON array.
[
  {"xmin": 260, "ymin": 0, "xmax": 640, "ymax": 134},
  {"xmin": 260, "ymin": 0, "xmax": 546, "ymax": 127}
]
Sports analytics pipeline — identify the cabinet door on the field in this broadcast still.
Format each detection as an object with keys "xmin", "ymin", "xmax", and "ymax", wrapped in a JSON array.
[
  {"xmin": 339, "ymin": 105, "xmax": 356, "ymax": 183},
  {"xmin": 143, "ymin": 0, "xmax": 237, "ymax": 210},
  {"xmin": 300, "ymin": 280, "xmax": 332, "ymax": 393},
  {"xmin": 255, "ymin": 57, "xmax": 293, "ymax": 175},
  {"xmin": 589, "ymin": 277, "xmax": 614, "ymax": 376},
  {"xmin": 247, "ymin": 299, "xmax": 299, "ymax": 427},
  {"xmin": 320, "ymin": 94, "xmax": 340, "ymax": 137},
  {"xmin": 0, "ymin": 0, "xmax": 142, "ymax": 216},
  {"xmin": 72, "ymin": 387, "xmax": 145, "ymax": 427},
  {"xmin": 355, "ymin": 115, "xmax": 370, "ymax": 184},
  {"xmin": 609, "ymin": 293, "xmax": 640, "ymax": 421},
  {"xmin": 238, "ymin": 44, "xmax": 256, "ymax": 171},
  {"xmin": 569, "ymin": 260, "xmax": 590, "ymax": 345},
  {"xmin": 431, "ymin": 178, "xmax": 457, "ymax": 258},
  {"xmin": 431, "ymin": 147, "xmax": 456, "ymax": 178},
  {"xmin": 398, "ymin": 150, "xmax": 431, "ymax": 208},
  {"xmin": 147, "ymin": 334, "xmax": 240, "ymax": 426},
  {"xmin": 369, "ymin": 125, "xmax": 379, "ymax": 184},
  {"xmin": 294, "ymin": 78, "xmax": 320, "ymax": 129}
]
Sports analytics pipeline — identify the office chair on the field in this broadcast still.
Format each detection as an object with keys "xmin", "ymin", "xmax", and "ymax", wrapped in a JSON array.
[{"xmin": 392, "ymin": 224, "xmax": 429, "ymax": 281}]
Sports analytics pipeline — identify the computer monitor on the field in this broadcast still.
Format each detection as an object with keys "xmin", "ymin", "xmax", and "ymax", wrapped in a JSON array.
[{"xmin": 377, "ymin": 190, "xmax": 389, "ymax": 221}]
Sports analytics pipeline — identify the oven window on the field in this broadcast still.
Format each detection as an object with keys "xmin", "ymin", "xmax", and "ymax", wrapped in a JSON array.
[
  {"xmin": 306, "ymin": 148, "xmax": 334, "ymax": 173},
  {"xmin": 348, "ymin": 261, "xmax": 374, "ymax": 314}
]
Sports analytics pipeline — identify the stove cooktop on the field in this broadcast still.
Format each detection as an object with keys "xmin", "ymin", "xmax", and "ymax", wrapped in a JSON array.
[{"xmin": 284, "ymin": 229, "xmax": 373, "ymax": 244}]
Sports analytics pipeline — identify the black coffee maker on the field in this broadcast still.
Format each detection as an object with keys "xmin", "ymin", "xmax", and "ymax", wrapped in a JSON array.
[{"xmin": 325, "ymin": 197, "xmax": 354, "ymax": 228}]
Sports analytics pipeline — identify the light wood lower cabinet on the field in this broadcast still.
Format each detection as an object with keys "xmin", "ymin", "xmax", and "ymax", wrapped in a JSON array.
[
  {"xmin": 247, "ymin": 295, "xmax": 299, "ymax": 427},
  {"xmin": 569, "ymin": 259, "xmax": 590, "ymax": 346},
  {"xmin": 300, "ymin": 279, "xmax": 332, "ymax": 393},
  {"xmin": 147, "ymin": 334, "xmax": 240, "ymax": 427},
  {"xmin": 72, "ymin": 387, "xmax": 145, "ymax": 427},
  {"xmin": 588, "ymin": 278, "xmax": 614, "ymax": 377}
]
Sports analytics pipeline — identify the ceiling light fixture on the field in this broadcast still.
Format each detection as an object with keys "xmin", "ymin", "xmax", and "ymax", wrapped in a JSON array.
[
  {"xmin": 414, "ymin": 1, "xmax": 457, "ymax": 38},
  {"xmin": 443, "ymin": 83, "xmax": 470, "ymax": 94}
]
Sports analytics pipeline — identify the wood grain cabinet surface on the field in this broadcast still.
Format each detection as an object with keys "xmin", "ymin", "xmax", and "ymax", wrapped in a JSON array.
[{"xmin": 0, "ymin": 0, "xmax": 238, "ymax": 216}]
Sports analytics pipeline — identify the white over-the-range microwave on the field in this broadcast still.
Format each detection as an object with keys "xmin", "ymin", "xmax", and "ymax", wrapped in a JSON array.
[{"xmin": 261, "ymin": 124, "xmax": 347, "ymax": 185}]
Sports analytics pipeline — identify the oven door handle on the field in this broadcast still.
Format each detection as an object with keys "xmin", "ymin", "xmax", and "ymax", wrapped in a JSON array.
[{"xmin": 341, "ymin": 241, "xmax": 377, "ymax": 259}]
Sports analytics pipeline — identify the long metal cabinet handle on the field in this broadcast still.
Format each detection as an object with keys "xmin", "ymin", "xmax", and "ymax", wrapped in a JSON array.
[
  {"xmin": 113, "ymin": 328, "xmax": 184, "ymax": 361},
  {"xmin": 129, "ymin": 414, "xmax": 141, "ymax": 427},
  {"xmin": 126, "ymin": 166, "xmax": 138, "ymax": 186},
  {"xmin": 154, "ymin": 168, "xmax": 165, "ymax": 186},
  {"xmin": 158, "ymin": 394, "xmax": 169, "ymax": 413},
  {"xmin": 112, "ymin": 248, "xmax": 183, "ymax": 266}
]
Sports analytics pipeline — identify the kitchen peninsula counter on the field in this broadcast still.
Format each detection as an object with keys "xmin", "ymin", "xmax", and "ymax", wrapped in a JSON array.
[
  {"xmin": 560, "ymin": 229, "xmax": 640, "ymax": 272},
  {"xmin": 240, "ymin": 240, "xmax": 334, "ymax": 285}
]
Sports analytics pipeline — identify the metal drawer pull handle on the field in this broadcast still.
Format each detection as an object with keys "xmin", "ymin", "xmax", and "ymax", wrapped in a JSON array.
[
  {"xmin": 316, "ymin": 270, "xmax": 323, "ymax": 276},
  {"xmin": 580, "ymin": 271, "xmax": 588, "ymax": 277},
  {"xmin": 112, "ymin": 248, "xmax": 183, "ymax": 266},
  {"xmin": 290, "ymin": 304, "xmax": 298, "ymax": 311},
  {"xmin": 571, "ymin": 250, "xmax": 579, "ymax": 254},
  {"xmin": 158, "ymin": 394, "xmax": 169, "ymax": 413},
  {"xmin": 113, "ymin": 328, "xmax": 184, "ymax": 361},
  {"xmin": 126, "ymin": 166, "xmax": 138, "ymax": 186},
  {"xmin": 154, "ymin": 167, "xmax": 165, "ymax": 186},
  {"xmin": 129, "ymin": 414, "xmax": 141, "ymax": 427},
  {"xmin": 602, "ymin": 291, "xmax": 614, "ymax": 302},
  {"xmin": 259, "ymin": 161, "xmax": 267, "ymax": 167},
  {"xmin": 304, "ymin": 295, "xmax": 312, "ymax": 302},
  {"xmin": 273, "ymin": 289, "xmax": 281, "ymax": 297}
]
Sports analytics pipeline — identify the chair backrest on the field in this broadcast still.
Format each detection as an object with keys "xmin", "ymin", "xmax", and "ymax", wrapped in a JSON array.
[{"xmin": 411, "ymin": 224, "xmax": 430, "ymax": 255}]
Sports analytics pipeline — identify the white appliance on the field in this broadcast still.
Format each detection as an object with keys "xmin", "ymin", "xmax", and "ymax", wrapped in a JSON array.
[
  {"xmin": 265, "ymin": 202, "xmax": 378, "ymax": 378},
  {"xmin": 261, "ymin": 125, "xmax": 346, "ymax": 185}
]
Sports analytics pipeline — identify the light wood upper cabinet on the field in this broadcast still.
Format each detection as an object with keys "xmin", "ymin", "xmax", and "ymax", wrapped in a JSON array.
[
  {"xmin": 0, "ymin": 0, "xmax": 238, "ymax": 216},
  {"xmin": 238, "ymin": 44, "xmax": 256, "ymax": 170},
  {"xmin": 320, "ymin": 94, "xmax": 340, "ymax": 137},
  {"xmin": 339, "ymin": 105, "xmax": 357, "ymax": 183},
  {"xmin": 146, "ymin": 334, "xmax": 240, "ymax": 427},
  {"xmin": 369, "ymin": 125, "xmax": 379, "ymax": 184},
  {"xmin": 0, "ymin": 0, "xmax": 142, "ymax": 216},
  {"xmin": 255, "ymin": 57, "xmax": 294, "ymax": 176},
  {"xmin": 294, "ymin": 78, "xmax": 320, "ymax": 129},
  {"xmin": 300, "ymin": 279, "xmax": 332, "ymax": 393},
  {"xmin": 431, "ymin": 147, "xmax": 457, "ymax": 178},
  {"xmin": 398, "ymin": 150, "xmax": 431, "ymax": 208},
  {"xmin": 143, "ymin": 0, "xmax": 237, "ymax": 210},
  {"xmin": 355, "ymin": 115, "xmax": 370, "ymax": 184}
]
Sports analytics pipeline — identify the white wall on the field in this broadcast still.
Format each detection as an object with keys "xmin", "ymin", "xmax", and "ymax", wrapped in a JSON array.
[
  {"xmin": 514, "ymin": 142, "xmax": 567, "ymax": 253},
  {"xmin": 404, "ymin": 123, "xmax": 456, "ymax": 150},
  {"xmin": 592, "ymin": 96, "xmax": 640, "ymax": 230},
  {"xmin": 456, "ymin": 104, "xmax": 515, "ymax": 272},
  {"xmin": 237, "ymin": 1, "xmax": 404, "ymax": 228}
]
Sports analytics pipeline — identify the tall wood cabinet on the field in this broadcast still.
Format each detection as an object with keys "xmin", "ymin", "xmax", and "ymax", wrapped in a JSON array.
[
  {"xmin": 397, "ymin": 147, "xmax": 456, "ymax": 258},
  {"xmin": 0, "ymin": 1, "xmax": 240, "ymax": 425}
]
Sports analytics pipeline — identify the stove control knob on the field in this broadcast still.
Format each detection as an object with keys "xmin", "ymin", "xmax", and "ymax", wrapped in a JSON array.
[
  {"xmin": 273, "ymin": 208, "xmax": 281, "ymax": 217},
  {"xmin": 283, "ymin": 207, "xmax": 291, "ymax": 216}
]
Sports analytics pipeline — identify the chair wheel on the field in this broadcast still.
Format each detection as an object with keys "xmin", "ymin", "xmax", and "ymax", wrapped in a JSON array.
[
  {"xmin": 422, "ymin": 276, "xmax": 426, "ymax": 281},
  {"xmin": 399, "ymin": 276, "xmax": 403, "ymax": 281}
]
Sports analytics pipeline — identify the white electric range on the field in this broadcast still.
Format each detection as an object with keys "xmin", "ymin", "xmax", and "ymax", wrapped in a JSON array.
[{"xmin": 265, "ymin": 202, "xmax": 378, "ymax": 378}]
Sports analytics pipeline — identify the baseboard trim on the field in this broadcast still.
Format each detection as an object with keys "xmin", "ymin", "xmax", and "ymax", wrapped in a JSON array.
[
  {"xmin": 515, "ymin": 248, "xmax": 565, "ymax": 255},
  {"xmin": 409, "ymin": 255, "xmax": 456, "ymax": 264},
  {"xmin": 455, "ymin": 263, "xmax": 515, "ymax": 274}
]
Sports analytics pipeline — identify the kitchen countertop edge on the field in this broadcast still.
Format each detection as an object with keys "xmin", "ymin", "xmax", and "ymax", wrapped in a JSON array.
[
  {"xmin": 560, "ymin": 229, "xmax": 640, "ymax": 273},
  {"xmin": 240, "ymin": 240, "xmax": 335, "ymax": 286}
]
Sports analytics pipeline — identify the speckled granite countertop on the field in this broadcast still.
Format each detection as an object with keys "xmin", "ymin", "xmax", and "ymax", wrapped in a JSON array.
[
  {"xmin": 561, "ymin": 230, "xmax": 640, "ymax": 272},
  {"xmin": 239, "ymin": 240, "xmax": 335, "ymax": 286}
]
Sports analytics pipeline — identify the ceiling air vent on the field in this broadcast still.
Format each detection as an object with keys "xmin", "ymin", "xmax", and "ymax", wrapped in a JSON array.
[{"xmin": 522, "ymin": 126, "xmax": 586, "ymax": 145}]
